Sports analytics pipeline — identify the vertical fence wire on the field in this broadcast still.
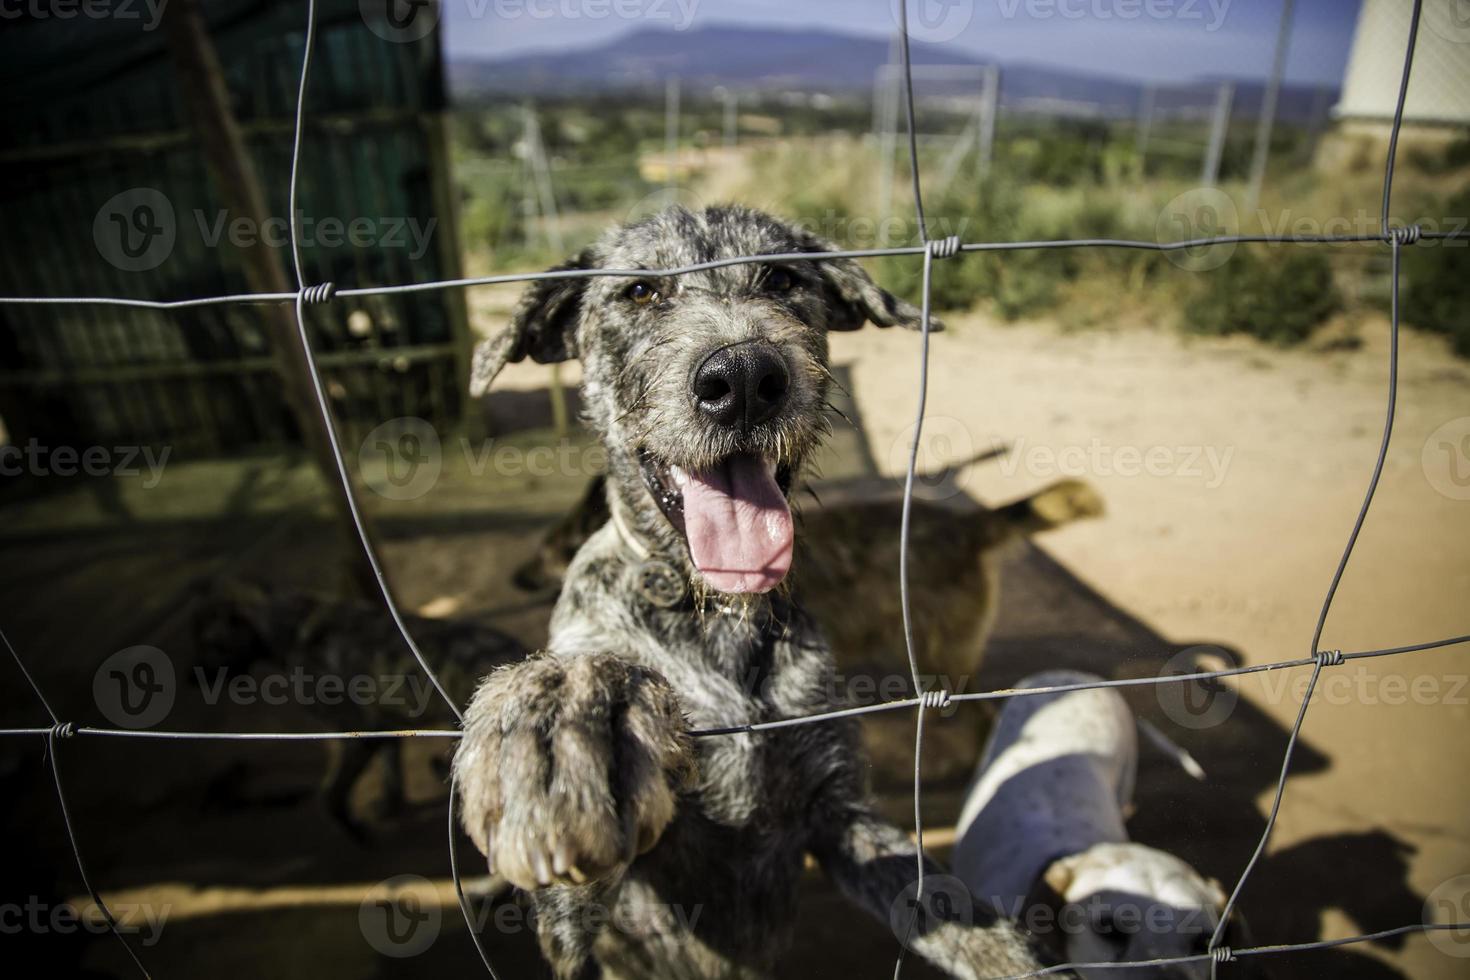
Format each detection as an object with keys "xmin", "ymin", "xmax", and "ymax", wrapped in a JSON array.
[
  {"xmin": 1, "ymin": 628, "xmax": 151, "ymax": 977},
  {"xmin": 1207, "ymin": 1, "xmax": 1422, "ymax": 969},
  {"xmin": 276, "ymin": 0, "xmax": 499, "ymax": 971}
]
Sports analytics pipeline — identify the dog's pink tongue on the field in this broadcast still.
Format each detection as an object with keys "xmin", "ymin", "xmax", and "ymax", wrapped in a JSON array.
[{"xmin": 680, "ymin": 453, "xmax": 793, "ymax": 594}]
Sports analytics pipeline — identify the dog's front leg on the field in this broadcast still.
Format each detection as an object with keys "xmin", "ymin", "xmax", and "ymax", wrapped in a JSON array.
[
  {"xmin": 454, "ymin": 652, "xmax": 697, "ymax": 887},
  {"xmin": 453, "ymin": 652, "xmax": 697, "ymax": 974},
  {"xmin": 808, "ymin": 727, "xmax": 1053, "ymax": 978}
]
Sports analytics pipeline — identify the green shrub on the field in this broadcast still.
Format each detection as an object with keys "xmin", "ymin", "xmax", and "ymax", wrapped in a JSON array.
[
  {"xmin": 1187, "ymin": 246, "xmax": 1341, "ymax": 345},
  {"xmin": 1402, "ymin": 188, "xmax": 1470, "ymax": 357}
]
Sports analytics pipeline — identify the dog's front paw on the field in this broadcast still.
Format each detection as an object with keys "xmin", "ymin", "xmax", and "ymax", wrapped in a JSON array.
[{"xmin": 453, "ymin": 653, "xmax": 696, "ymax": 890}]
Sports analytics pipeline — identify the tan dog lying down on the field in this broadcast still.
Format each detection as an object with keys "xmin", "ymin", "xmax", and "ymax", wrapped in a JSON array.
[{"xmin": 954, "ymin": 670, "xmax": 1233, "ymax": 978}]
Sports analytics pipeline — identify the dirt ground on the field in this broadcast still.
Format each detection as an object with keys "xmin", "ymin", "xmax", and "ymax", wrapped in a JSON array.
[
  {"xmin": 1, "ymin": 301, "xmax": 1467, "ymax": 978},
  {"xmin": 828, "ymin": 309, "xmax": 1470, "ymax": 978}
]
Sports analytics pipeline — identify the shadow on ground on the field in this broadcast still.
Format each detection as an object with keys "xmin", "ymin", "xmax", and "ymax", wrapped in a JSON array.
[{"xmin": 0, "ymin": 374, "xmax": 1425, "ymax": 979}]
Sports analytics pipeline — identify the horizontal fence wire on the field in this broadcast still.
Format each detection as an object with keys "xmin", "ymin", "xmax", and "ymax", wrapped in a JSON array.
[
  {"xmin": 2, "ymin": 631, "xmax": 1467, "ymax": 745},
  {"xmin": 2, "ymin": 0, "xmax": 1468, "ymax": 976},
  {"xmin": 1, "ymin": 231, "xmax": 1465, "ymax": 311}
]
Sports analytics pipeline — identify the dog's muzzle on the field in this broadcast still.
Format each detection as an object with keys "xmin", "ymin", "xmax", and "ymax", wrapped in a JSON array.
[
  {"xmin": 630, "ymin": 341, "xmax": 804, "ymax": 596},
  {"xmin": 691, "ymin": 339, "xmax": 790, "ymax": 435}
]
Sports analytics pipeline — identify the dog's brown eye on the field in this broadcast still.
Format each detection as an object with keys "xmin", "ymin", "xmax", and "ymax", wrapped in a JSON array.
[
  {"xmin": 763, "ymin": 267, "xmax": 796, "ymax": 293},
  {"xmin": 626, "ymin": 281, "xmax": 659, "ymax": 305}
]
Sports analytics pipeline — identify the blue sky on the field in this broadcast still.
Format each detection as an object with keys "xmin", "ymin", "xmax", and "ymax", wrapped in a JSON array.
[{"xmin": 441, "ymin": 0, "xmax": 1363, "ymax": 86}]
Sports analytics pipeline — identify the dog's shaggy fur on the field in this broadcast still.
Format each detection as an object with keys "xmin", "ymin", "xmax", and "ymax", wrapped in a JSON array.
[{"xmin": 453, "ymin": 206, "xmax": 1050, "ymax": 978}]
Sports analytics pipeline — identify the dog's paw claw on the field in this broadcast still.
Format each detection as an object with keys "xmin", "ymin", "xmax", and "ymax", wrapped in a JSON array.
[{"xmin": 454, "ymin": 653, "xmax": 695, "ymax": 891}]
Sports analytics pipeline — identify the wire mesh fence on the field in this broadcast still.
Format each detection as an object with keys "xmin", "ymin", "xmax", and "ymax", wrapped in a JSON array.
[{"xmin": 2, "ymin": 0, "xmax": 1469, "ymax": 977}]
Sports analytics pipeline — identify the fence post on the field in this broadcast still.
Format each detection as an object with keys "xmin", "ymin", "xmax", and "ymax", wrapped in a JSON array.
[
  {"xmin": 1201, "ymin": 82, "xmax": 1234, "ymax": 187},
  {"xmin": 978, "ymin": 64, "xmax": 1000, "ymax": 180},
  {"xmin": 1136, "ymin": 83, "xmax": 1155, "ymax": 175},
  {"xmin": 1246, "ymin": 0, "xmax": 1295, "ymax": 213},
  {"xmin": 722, "ymin": 87, "xmax": 738, "ymax": 149},
  {"xmin": 876, "ymin": 65, "xmax": 898, "ymax": 222},
  {"xmin": 665, "ymin": 76, "xmax": 681, "ymax": 193},
  {"xmin": 519, "ymin": 105, "xmax": 569, "ymax": 437}
]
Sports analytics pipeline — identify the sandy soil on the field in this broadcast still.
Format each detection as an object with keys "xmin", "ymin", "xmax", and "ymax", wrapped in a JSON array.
[{"xmin": 830, "ymin": 311, "xmax": 1470, "ymax": 978}]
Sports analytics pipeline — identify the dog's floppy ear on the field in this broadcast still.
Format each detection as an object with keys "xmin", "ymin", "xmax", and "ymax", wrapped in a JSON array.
[
  {"xmin": 469, "ymin": 249, "xmax": 594, "ymax": 397},
  {"xmin": 792, "ymin": 228, "xmax": 936, "ymax": 333}
]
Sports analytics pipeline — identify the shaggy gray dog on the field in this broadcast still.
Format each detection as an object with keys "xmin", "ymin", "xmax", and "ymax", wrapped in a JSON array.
[{"xmin": 454, "ymin": 206, "xmax": 1050, "ymax": 979}]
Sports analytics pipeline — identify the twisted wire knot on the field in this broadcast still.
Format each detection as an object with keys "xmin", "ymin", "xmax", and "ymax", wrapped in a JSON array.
[
  {"xmin": 49, "ymin": 721, "xmax": 75, "ymax": 739},
  {"xmin": 926, "ymin": 236, "xmax": 962, "ymax": 260},
  {"xmin": 300, "ymin": 282, "xmax": 336, "ymax": 304},
  {"xmin": 919, "ymin": 689, "xmax": 952, "ymax": 710},
  {"xmin": 1314, "ymin": 649, "xmax": 1345, "ymax": 667},
  {"xmin": 1387, "ymin": 224, "xmax": 1421, "ymax": 246},
  {"xmin": 1210, "ymin": 946, "xmax": 1235, "ymax": 964}
]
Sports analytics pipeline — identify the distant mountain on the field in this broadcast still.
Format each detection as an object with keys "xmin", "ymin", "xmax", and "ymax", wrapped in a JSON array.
[
  {"xmin": 449, "ymin": 24, "xmax": 960, "ymax": 94},
  {"xmin": 448, "ymin": 24, "xmax": 1335, "ymax": 123}
]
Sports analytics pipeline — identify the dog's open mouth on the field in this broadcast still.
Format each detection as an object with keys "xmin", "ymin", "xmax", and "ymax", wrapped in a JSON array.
[{"xmin": 638, "ymin": 450, "xmax": 794, "ymax": 594}]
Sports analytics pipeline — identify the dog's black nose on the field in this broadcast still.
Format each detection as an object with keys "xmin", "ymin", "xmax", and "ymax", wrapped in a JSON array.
[{"xmin": 692, "ymin": 340, "xmax": 790, "ymax": 432}]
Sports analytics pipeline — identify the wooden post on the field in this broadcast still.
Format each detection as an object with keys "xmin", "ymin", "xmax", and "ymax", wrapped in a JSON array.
[
  {"xmin": 423, "ymin": 111, "xmax": 476, "ymax": 436},
  {"xmin": 162, "ymin": 0, "xmax": 379, "ymax": 596}
]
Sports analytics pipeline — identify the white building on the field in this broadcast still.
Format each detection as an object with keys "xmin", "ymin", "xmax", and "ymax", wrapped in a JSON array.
[{"xmin": 1336, "ymin": 0, "xmax": 1470, "ymax": 128}]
